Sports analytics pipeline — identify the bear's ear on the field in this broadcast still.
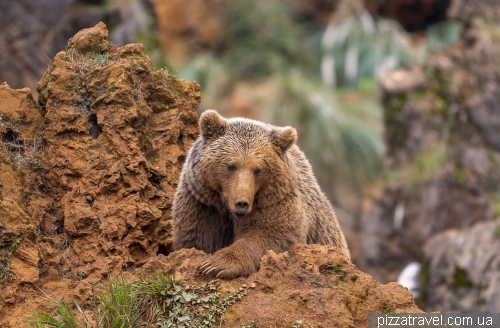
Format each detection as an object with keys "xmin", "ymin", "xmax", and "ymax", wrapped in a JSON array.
[
  {"xmin": 199, "ymin": 110, "xmax": 226, "ymax": 140},
  {"xmin": 270, "ymin": 126, "xmax": 297, "ymax": 151}
]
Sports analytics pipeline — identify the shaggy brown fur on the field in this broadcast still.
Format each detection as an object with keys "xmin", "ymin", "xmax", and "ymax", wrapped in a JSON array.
[{"xmin": 172, "ymin": 110, "xmax": 350, "ymax": 279}]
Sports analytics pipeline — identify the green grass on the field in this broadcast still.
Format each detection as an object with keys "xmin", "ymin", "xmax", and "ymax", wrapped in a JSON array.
[
  {"xmin": 28, "ymin": 273, "xmax": 255, "ymax": 328},
  {"xmin": 30, "ymin": 299, "xmax": 87, "ymax": 328},
  {"xmin": 96, "ymin": 276, "xmax": 140, "ymax": 328}
]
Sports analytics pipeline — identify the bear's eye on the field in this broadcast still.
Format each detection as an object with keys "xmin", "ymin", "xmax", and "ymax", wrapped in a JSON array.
[
  {"xmin": 254, "ymin": 168, "xmax": 261, "ymax": 175},
  {"xmin": 227, "ymin": 164, "xmax": 237, "ymax": 172}
]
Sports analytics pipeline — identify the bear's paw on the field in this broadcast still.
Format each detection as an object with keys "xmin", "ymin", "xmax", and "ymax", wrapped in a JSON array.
[{"xmin": 199, "ymin": 248, "xmax": 257, "ymax": 279}]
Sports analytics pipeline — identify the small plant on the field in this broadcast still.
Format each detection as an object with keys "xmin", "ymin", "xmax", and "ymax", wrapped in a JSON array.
[
  {"xmin": 241, "ymin": 321, "xmax": 256, "ymax": 328},
  {"xmin": 160, "ymin": 66, "xmax": 178, "ymax": 77},
  {"xmin": 96, "ymin": 275, "xmax": 140, "ymax": 328},
  {"xmin": 67, "ymin": 49, "xmax": 112, "ymax": 75},
  {"xmin": 30, "ymin": 299, "xmax": 90, "ymax": 328},
  {"xmin": 389, "ymin": 142, "xmax": 447, "ymax": 185},
  {"xmin": 134, "ymin": 273, "xmax": 255, "ymax": 327},
  {"xmin": 380, "ymin": 305, "xmax": 396, "ymax": 313},
  {"xmin": 0, "ymin": 237, "xmax": 22, "ymax": 284}
]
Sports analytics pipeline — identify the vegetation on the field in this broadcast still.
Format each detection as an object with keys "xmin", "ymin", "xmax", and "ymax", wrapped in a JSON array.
[
  {"xmin": 0, "ymin": 237, "xmax": 22, "ymax": 284},
  {"xmin": 450, "ymin": 266, "xmax": 473, "ymax": 289},
  {"xmin": 321, "ymin": 0, "xmax": 412, "ymax": 88},
  {"xmin": 0, "ymin": 116, "xmax": 43, "ymax": 171},
  {"xmin": 212, "ymin": 0, "xmax": 313, "ymax": 79},
  {"xmin": 267, "ymin": 70, "xmax": 383, "ymax": 194},
  {"xmin": 321, "ymin": 0, "xmax": 461, "ymax": 88},
  {"xmin": 67, "ymin": 50, "xmax": 112, "ymax": 76},
  {"xmin": 29, "ymin": 273, "xmax": 255, "ymax": 328},
  {"xmin": 160, "ymin": 66, "xmax": 178, "ymax": 77},
  {"xmin": 385, "ymin": 142, "xmax": 447, "ymax": 185}
]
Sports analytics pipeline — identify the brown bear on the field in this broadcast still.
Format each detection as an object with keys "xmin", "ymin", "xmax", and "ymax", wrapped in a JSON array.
[{"xmin": 172, "ymin": 110, "xmax": 350, "ymax": 279}]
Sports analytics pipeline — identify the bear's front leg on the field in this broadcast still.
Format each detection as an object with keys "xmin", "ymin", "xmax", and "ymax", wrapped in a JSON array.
[
  {"xmin": 200, "ymin": 238, "xmax": 261, "ymax": 279},
  {"xmin": 172, "ymin": 189, "xmax": 234, "ymax": 254},
  {"xmin": 199, "ymin": 234, "xmax": 293, "ymax": 279}
]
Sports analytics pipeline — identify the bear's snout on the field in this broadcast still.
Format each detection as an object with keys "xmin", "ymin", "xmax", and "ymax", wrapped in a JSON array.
[
  {"xmin": 233, "ymin": 198, "xmax": 251, "ymax": 218},
  {"xmin": 236, "ymin": 199, "xmax": 249, "ymax": 211},
  {"xmin": 227, "ymin": 169, "xmax": 255, "ymax": 219}
]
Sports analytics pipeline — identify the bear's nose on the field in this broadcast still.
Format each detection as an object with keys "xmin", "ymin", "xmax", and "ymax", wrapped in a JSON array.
[{"xmin": 236, "ymin": 201, "xmax": 249, "ymax": 212}]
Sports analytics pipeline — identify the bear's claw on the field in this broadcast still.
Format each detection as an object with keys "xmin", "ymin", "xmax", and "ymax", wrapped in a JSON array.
[
  {"xmin": 198, "ymin": 247, "xmax": 255, "ymax": 279},
  {"xmin": 215, "ymin": 270, "xmax": 226, "ymax": 278},
  {"xmin": 200, "ymin": 261, "xmax": 210, "ymax": 270},
  {"xmin": 204, "ymin": 267, "xmax": 218, "ymax": 275}
]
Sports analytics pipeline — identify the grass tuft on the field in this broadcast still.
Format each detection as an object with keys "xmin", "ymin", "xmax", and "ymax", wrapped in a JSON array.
[
  {"xmin": 96, "ymin": 275, "xmax": 139, "ymax": 328},
  {"xmin": 67, "ymin": 50, "xmax": 112, "ymax": 76}
]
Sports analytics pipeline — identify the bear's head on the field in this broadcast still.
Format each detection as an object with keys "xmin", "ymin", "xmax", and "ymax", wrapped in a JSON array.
[{"xmin": 197, "ymin": 110, "xmax": 297, "ymax": 219}]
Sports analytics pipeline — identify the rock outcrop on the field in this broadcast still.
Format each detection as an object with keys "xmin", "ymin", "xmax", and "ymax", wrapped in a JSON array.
[
  {"xmin": 0, "ymin": 22, "xmax": 200, "ymax": 326},
  {"xmin": 137, "ymin": 245, "xmax": 421, "ymax": 327},
  {"xmin": 35, "ymin": 21, "xmax": 201, "ymax": 281}
]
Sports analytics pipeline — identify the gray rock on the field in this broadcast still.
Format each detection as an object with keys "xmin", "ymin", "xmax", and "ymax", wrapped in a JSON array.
[{"xmin": 423, "ymin": 220, "xmax": 500, "ymax": 312}]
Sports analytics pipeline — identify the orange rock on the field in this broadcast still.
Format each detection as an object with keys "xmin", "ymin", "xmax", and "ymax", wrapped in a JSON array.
[
  {"xmin": 137, "ymin": 244, "xmax": 422, "ymax": 327},
  {"xmin": 0, "ymin": 22, "xmax": 200, "ymax": 325}
]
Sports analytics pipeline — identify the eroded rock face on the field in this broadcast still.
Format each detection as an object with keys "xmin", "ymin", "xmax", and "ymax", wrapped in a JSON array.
[
  {"xmin": 138, "ymin": 244, "xmax": 422, "ymax": 328},
  {"xmin": 0, "ymin": 22, "xmax": 200, "ymax": 326},
  {"xmin": 35, "ymin": 22, "xmax": 200, "ymax": 280},
  {"xmin": 359, "ymin": 173, "xmax": 495, "ymax": 283},
  {"xmin": 0, "ymin": 83, "xmax": 46, "ymax": 289}
]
